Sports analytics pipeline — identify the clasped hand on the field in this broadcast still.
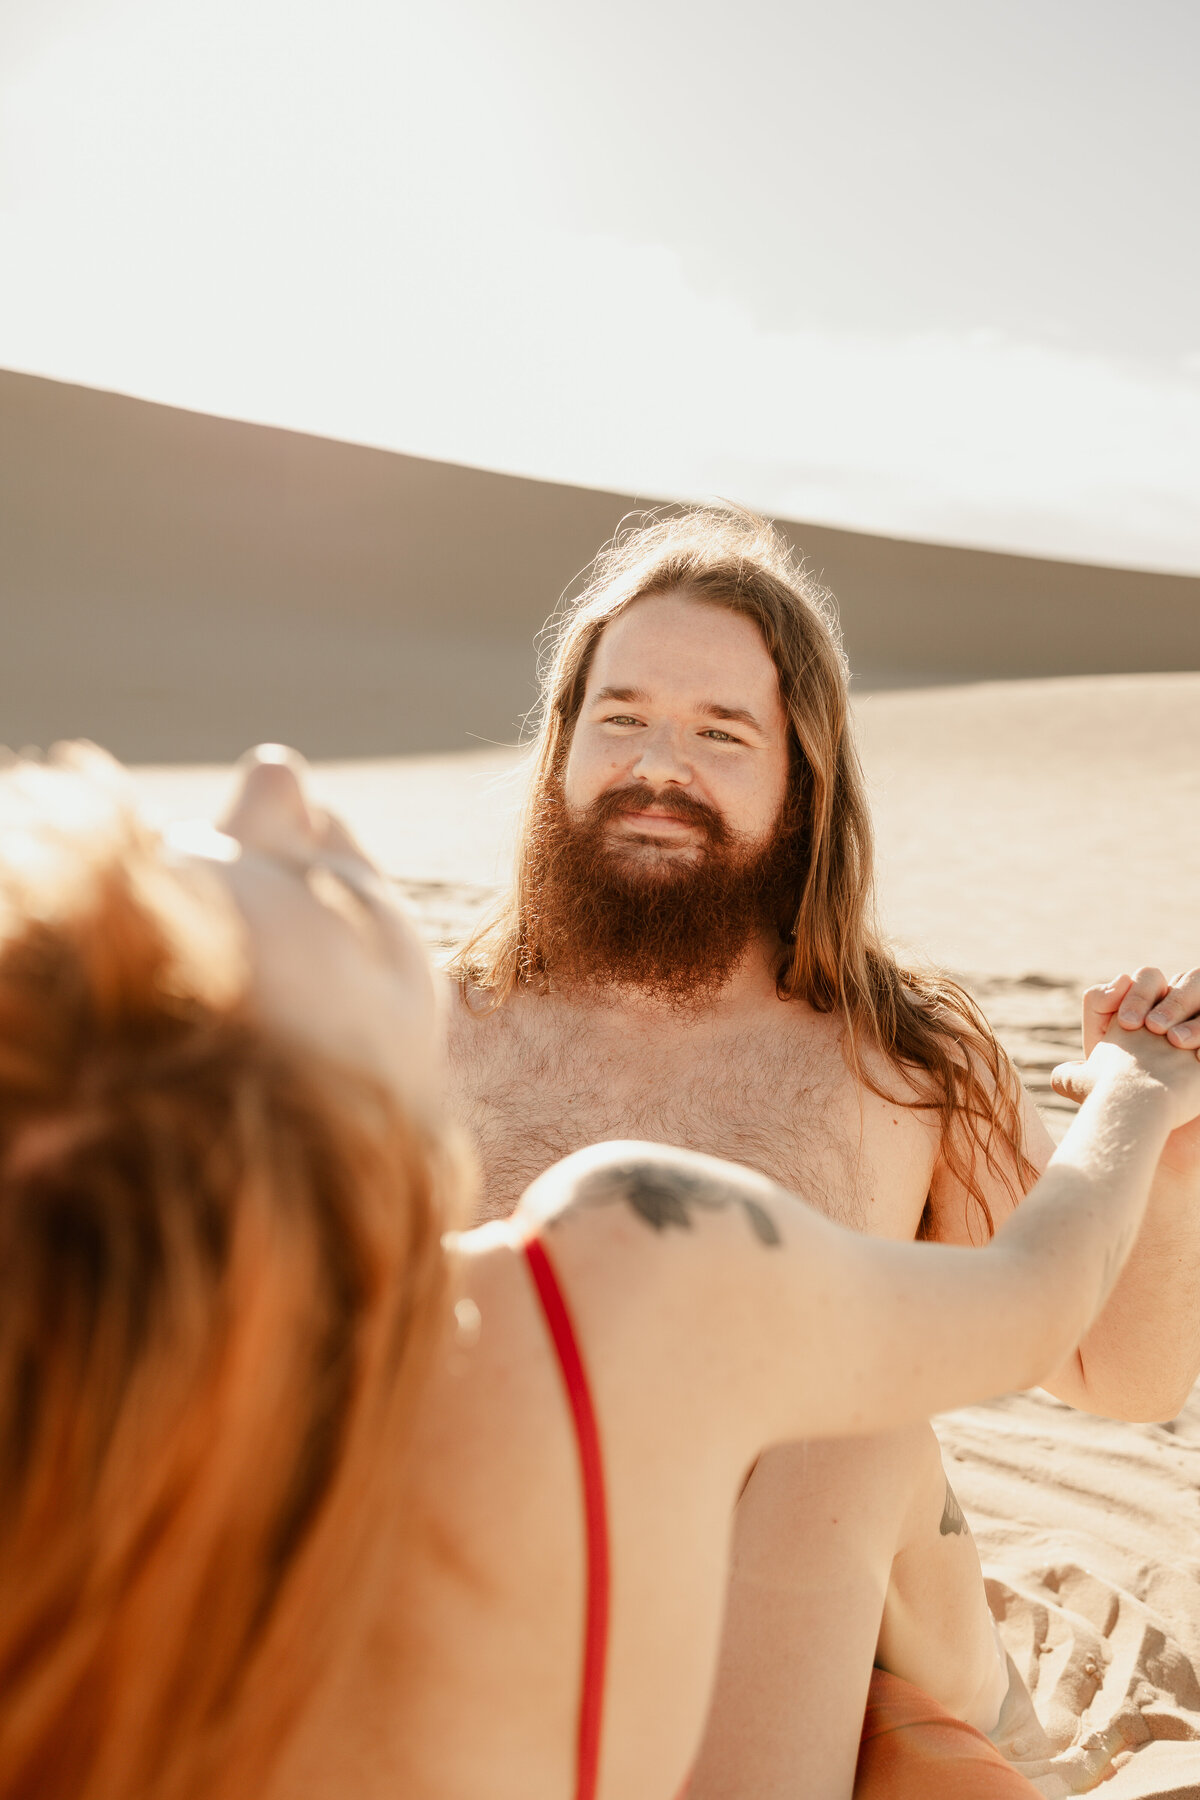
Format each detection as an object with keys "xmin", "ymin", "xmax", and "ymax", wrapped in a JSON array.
[{"xmin": 1053, "ymin": 966, "xmax": 1200, "ymax": 1143}]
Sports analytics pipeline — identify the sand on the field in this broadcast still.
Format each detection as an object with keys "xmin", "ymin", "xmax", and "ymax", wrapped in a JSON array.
[
  {"xmin": 124, "ymin": 668, "xmax": 1200, "ymax": 1796},
  {"xmin": 942, "ymin": 1388, "xmax": 1200, "ymax": 1798},
  {"xmin": 858, "ymin": 674, "xmax": 1200, "ymax": 987}
]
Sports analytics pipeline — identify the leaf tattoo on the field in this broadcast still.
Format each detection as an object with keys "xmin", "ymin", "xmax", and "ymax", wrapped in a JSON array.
[
  {"xmin": 570, "ymin": 1159, "xmax": 783, "ymax": 1248},
  {"xmin": 741, "ymin": 1197, "xmax": 783, "ymax": 1247}
]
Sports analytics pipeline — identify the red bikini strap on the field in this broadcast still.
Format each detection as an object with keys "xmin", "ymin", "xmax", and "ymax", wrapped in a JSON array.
[{"xmin": 523, "ymin": 1235, "xmax": 610, "ymax": 1800}]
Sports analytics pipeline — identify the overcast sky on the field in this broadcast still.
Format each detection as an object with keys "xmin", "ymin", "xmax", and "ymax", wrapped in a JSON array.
[{"xmin": 3, "ymin": 0, "xmax": 1198, "ymax": 570}]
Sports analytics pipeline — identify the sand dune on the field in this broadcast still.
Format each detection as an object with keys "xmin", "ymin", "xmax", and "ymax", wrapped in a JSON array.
[{"xmin": 4, "ymin": 368, "xmax": 1199, "ymax": 761}]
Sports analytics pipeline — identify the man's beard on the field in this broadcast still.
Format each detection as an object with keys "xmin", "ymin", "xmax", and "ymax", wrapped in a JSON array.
[{"xmin": 522, "ymin": 779, "xmax": 804, "ymax": 1007}]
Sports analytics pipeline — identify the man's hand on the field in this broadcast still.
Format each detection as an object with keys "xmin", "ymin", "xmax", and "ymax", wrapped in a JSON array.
[
  {"xmin": 1083, "ymin": 967, "xmax": 1200, "ymax": 1054},
  {"xmin": 1081, "ymin": 968, "xmax": 1200, "ymax": 1177}
]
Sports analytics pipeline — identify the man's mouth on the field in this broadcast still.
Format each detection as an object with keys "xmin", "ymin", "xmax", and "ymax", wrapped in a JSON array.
[
  {"xmin": 582, "ymin": 785, "xmax": 726, "ymax": 856},
  {"xmin": 615, "ymin": 807, "xmax": 698, "ymax": 837}
]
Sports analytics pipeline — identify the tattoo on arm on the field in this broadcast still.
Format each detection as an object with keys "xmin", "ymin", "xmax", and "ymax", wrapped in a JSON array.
[
  {"xmin": 940, "ymin": 1478, "xmax": 967, "ymax": 1537},
  {"xmin": 566, "ymin": 1158, "xmax": 783, "ymax": 1248}
]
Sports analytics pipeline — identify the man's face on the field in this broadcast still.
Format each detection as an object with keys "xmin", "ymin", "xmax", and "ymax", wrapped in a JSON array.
[
  {"xmin": 562, "ymin": 590, "xmax": 791, "ymax": 862},
  {"xmin": 526, "ymin": 592, "xmax": 798, "ymax": 1004}
]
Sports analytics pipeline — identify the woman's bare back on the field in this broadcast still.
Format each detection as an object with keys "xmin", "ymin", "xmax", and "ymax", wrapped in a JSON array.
[{"xmin": 275, "ymin": 1218, "xmax": 736, "ymax": 1800}]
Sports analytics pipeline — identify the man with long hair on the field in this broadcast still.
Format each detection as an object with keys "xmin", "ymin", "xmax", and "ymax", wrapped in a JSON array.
[{"xmin": 448, "ymin": 506, "xmax": 1200, "ymax": 1789}]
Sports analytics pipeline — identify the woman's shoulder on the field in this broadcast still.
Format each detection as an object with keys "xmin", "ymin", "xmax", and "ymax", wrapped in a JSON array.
[{"xmin": 450, "ymin": 1138, "xmax": 774, "ymax": 1348}]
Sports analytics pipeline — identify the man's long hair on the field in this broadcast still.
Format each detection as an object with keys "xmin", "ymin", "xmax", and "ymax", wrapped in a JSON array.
[
  {"xmin": 0, "ymin": 753, "xmax": 451, "ymax": 1800},
  {"xmin": 452, "ymin": 507, "xmax": 1035, "ymax": 1234}
]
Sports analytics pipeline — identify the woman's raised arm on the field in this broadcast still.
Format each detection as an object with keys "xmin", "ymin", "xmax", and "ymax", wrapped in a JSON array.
[{"xmin": 516, "ymin": 1026, "xmax": 1200, "ymax": 1461}]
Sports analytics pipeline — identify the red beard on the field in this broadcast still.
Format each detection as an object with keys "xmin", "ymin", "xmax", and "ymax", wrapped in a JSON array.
[{"xmin": 522, "ymin": 780, "xmax": 804, "ymax": 1007}]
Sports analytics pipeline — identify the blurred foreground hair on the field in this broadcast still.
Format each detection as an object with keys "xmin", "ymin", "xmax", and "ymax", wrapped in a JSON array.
[
  {"xmin": 452, "ymin": 506, "xmax": 1034, "ymax": 1233},
  {"xmin": 0, "ymin": 750, "xmax": 449, "ymax": 1800}
]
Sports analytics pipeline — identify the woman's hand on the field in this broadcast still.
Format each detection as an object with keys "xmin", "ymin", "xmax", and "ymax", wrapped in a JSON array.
[{"xmin": 1052, "ymin": 1022, "xmax": 1200, "ymax": 1133}]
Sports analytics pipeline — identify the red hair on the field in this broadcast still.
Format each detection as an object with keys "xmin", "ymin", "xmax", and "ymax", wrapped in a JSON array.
[{"xmin": 0, "ymin": 752, "xmax": 449, "ymax": 1800}]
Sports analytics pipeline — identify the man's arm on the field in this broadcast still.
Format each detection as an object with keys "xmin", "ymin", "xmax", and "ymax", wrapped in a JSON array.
[{"xmin": 928, "ymin": 968, "xmax": 1200, "ymax": 1422}]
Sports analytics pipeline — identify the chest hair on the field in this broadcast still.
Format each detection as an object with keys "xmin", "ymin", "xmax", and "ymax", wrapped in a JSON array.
[{"xmin": 449, "ymin": 997, "xmax": 875, "ymax": 1227}]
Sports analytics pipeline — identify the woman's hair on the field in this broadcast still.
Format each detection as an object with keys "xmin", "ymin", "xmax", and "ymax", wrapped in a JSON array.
[
  {"xmin": 0, "ymin": 751, "xmax": 450, "ymax": 1800},
  {"xmin": 451, "ymin": 506, "xmax": 1035, "ymax": 1234}
]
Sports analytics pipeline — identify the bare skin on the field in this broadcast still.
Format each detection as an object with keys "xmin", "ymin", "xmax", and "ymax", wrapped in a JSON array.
[
  {"xmin": 185, "ymin": 753, "xmax": 1200, "ymax": 1800},
  {"xmin": 451, "ymin": 966, "xmax": 1066, "ymax": 1794},
  {"xmin": 453, "ymin": 955, "xmax": 937, "ymax": 1237},
  {"xmin": 279, "ymin": 1075, "xmax": 1191, "ymax": 1800},
  {"xmin": 447, "ymin": 590, "xmax": 1200, "ymax": 1794},
  {"xmin": 689, "ymin": 1425, "xmax": 1050, "ymax": 1800}
]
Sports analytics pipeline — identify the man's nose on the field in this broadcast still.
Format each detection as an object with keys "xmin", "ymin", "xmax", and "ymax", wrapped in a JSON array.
[{"xmin": 630, "ymin": 724, "xmax": 692, "ymax": 788}]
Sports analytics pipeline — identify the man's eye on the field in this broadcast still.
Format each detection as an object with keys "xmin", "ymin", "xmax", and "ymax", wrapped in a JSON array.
[
  {"xmin": 604, "ymin": 715, "xmax": 642, "ymax": 727},
  {"xmin": 701, "ymin": 729, "xmax": 738, "ymax": 743}
]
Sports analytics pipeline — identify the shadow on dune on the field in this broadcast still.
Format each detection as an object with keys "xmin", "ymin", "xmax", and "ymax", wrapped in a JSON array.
[{"xmin": 3, "ymin": 368, "xmax": 1198, "ymax": 761}]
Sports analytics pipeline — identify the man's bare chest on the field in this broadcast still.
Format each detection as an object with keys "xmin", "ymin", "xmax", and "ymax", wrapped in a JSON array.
[{"xmin": 449, "ymin": 999, "xmax": 938, "ymax": 1236}]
